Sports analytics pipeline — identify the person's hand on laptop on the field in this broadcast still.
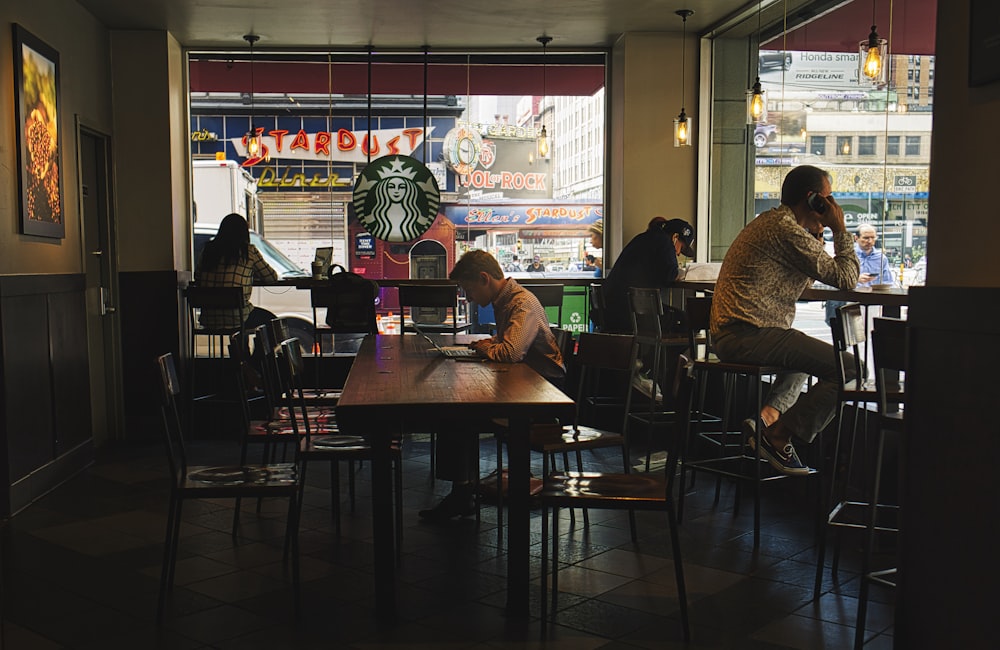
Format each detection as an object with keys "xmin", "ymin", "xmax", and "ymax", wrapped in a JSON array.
[{"xmin": 468, "ymin": 338, "xmax": 493, "ymax": 355}]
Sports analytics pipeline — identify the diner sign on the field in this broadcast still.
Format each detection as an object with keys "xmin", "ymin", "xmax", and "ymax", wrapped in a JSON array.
[
  {"xmin": 232, "ymin": 126, "xmax": 432, "ymax": 166},
  {"xmin": 443, "ymin": 203, "xmax": 602, "ymax": 228}
]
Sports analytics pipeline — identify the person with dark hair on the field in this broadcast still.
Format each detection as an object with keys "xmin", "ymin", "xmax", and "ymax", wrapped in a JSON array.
[
  {"xmin": 710, "ymin": 165, "xmax": 859, "ymax": 475},
  {"xmin": 418, "ymin": 249, "xmax": 564, "ymax": 521},
  {"xmin": 195, "ymin": 213, "xmax": 279, "ymax": 330},
  {"xmin": 602, "ymin": 216, "xmax": 695, "ymax": 334}
]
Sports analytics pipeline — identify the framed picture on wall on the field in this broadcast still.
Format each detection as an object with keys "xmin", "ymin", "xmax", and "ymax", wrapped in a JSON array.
[{"xmin": 12, "ymin": 24, "xmax": 64, "ymax": 238}]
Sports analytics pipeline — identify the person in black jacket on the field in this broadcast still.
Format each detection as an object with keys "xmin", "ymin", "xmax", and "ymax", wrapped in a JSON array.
[{"xmin": 602, "ymin": 217, "xmax": 695, "ymax": 334}]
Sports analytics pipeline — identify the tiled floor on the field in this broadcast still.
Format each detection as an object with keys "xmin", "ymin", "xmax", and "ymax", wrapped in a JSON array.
[{"xmin": 0, "ymin": 435, "xmax": 895, "ymax": 649}]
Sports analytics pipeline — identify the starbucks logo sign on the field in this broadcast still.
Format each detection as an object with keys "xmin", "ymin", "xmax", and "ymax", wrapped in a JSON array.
[{"xmin": 353, "ymin": 155, "xmax": 440, "ymax": 242}]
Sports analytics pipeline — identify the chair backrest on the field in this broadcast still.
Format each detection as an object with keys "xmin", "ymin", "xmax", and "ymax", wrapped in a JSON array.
[
  {"xmin": 156, "ymin": 353, "xmax": 188, "ymax": 481},
  {"xmin": 312, "ymin": 272, "xmax": 378, "ymax": 334},
  {"xmin": 627, "ymin": 287, "xmax": 664, "ymax": 342},
  {"xmin": 523, "ymin": 284, "xmax": 565, "ymax": 326},
  {"xmin": 397, "ymin": 284, "xmax": 462, "ymax": 331},
  {"xmin": 277, "ymin": 337, "xmax": 313, "ymax": 440},
  {"xmin": 589, "ymin": 283, "xmax": 606, "ymax": 331},
  {"xmin": 572, "ymin": 332, "xmax": 636, "ymax": 428},
  {"xmin": 871, "ymin": 317, "xmax": 907, "ymax": 415},
  {"xmin": 185, "ymin": 286, "xmax": 245, "ymax": 335},
  {"xmin": 832, "ymin": 302, "xmax": 867, "ymax": 386},
  {"xmin": 253, "ymin": 323, "xmax": 283, "ymax": 411}
]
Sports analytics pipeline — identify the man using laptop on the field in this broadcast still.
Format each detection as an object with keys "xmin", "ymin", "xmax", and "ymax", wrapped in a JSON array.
[{"xmin": 419, "ymin": 250, "xmax": 565, "ymax": 521}]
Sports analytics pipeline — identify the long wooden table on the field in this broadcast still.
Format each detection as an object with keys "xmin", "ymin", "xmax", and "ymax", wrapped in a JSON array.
[
  {"xmin": 333, "ymin": 333, "xmax": 575, "ymax": 621},
  {"xmin": 671, "ymin": 279, "xmax": 909, "ymax": 308}
]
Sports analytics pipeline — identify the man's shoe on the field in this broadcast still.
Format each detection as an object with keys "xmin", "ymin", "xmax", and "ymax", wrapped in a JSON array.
[
  {"xmin": 743, "ymin": 418, "xmax": 811, "ymax": 476},
  {"xmin": 418, "ymin": 490, "xmax": 476, "ymax": 522}
]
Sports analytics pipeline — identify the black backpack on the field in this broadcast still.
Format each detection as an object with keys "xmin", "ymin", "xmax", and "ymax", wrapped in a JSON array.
[{"xmin": 315, "ymin": 264, "xmax": 379, "ymax": 333}]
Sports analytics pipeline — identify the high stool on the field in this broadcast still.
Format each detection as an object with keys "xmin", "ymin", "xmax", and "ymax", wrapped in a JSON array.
[
  {"xmin": 814, "ymin": 303, "xmax": 902, "ymax": 598},
  {"xmin": 184, "ymin": 285, "xmax": 244, "ymax": 409},
  {"xmin": 853, "ymin": 316, "xmax": 906, "ymax": 650},
  {"xmin": 676, "ymin": 295, "xmax": 814, "ymax": 547}
]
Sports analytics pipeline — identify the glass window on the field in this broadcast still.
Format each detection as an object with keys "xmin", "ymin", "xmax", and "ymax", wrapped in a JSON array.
[
  {"xmin": 906, "ymin": 136, "xmax": 921, "ymax": 156},
  {"xmin": 858, "ymin": 136, "xmax": 877, "ymax": 156},
  {"xmin": 810, "ymin": 135, "xmax": 826, "ymax": 156},
  {"xmin": 887, "ymin": 135, "xmax": 900, "ymax": 156},
  {"xmin": 837, "ymin": 136, "xmax": 852, "ymax": 156}
]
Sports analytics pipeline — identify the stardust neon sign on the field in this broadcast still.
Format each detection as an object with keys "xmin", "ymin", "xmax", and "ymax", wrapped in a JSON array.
[{"xmin": 232, "ymin": 126, "xmax": 432, "ymax": 167}]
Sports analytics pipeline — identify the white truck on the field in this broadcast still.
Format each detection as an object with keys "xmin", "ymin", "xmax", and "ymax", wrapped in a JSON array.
[{"xmin": 192, "ymin": 159, "xmax": 261, "ymax": 227}]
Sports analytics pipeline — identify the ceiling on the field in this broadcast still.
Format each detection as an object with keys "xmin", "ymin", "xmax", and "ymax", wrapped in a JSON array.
[{"xmin": 74, "ymin": 0, "xmax": 768, "ymax": 50}]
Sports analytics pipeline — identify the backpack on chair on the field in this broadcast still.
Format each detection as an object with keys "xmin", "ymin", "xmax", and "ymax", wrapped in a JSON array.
[{"xmin": 323, "ymin": 264, "xmax": 379, "ymax": 334}]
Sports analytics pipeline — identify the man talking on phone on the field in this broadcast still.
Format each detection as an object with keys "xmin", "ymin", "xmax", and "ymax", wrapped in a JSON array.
[{"xmin": 710, "ymin": 165, "xmax": 860, "ymax": 474}]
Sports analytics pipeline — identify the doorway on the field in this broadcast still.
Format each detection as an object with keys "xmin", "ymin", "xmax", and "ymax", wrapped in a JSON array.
[{"xmin": 79, "ymin": 124, "xmax": 124, "ymax": 444}]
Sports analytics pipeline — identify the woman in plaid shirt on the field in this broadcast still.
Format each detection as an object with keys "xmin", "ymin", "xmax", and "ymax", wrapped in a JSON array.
[{"xmin": 195, "ymin": 213, "xmax": 279, "ymax": 329}]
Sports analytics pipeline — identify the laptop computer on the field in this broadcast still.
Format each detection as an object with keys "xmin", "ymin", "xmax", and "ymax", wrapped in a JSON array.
[{"xmin": 410, "ymin": 321, "xmax": 482, "ymax": 359}]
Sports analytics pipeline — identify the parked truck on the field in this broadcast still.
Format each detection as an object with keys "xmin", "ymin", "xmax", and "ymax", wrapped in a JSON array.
[{"xmin": 192, "ymin": 159, "xmax": 261, "ymax": 227}]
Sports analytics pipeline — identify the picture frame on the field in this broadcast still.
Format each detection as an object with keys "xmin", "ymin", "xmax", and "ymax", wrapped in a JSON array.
[
  {"xmin": 969, "ymin": 0, "xmax": 1000, "ymax": 87},
  {"xmin": 13, "ymin": 24, "xmax": 64, "ymax": 238}
]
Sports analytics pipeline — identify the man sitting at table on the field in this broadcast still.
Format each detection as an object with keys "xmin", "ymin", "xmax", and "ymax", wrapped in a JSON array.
[
  {"xmin": 710, "ymin": 165, "xmax": 859, "ymax": 475},
  {"xmin": 418, "ymin": 249, "xmax": 565, "ymax": 521}
]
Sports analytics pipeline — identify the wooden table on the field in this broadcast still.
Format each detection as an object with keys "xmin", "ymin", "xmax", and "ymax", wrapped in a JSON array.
[
  {"xmin": 671, "ymin": 279, "xmax": 909, "ymax": 310},
  {"xmin": 333, "ymin": 333, "xmax": 575, "ymax": 621}
]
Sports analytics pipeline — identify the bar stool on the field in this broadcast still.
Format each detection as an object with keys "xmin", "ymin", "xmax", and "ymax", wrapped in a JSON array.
[
  {"xmin": 814, "ymin": 303, "xmax": 902, "ymax": 598},
  {"xmin": 184, "ymin": 285, "xmax": 244, "ymax": 407},
  {"xmin": 854, "ymin": 316, "xmax": 906, "ymax": 649},
  {"xmin": 676, "ymin": 295, "xmax": 812, "ymax": 547},
  {"xmin": 397, "ymin": 283, "xmax": 471, "ymax": 334}
]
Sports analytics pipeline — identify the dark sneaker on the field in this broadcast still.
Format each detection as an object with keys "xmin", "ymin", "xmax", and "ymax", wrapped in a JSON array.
[
  {"xmin": 418, "ymin": 489, "xmax": 476, "ymax": 522},
  {"xmin": 743, "ymin": 419, "xmax": 811, "ymax": 476}
]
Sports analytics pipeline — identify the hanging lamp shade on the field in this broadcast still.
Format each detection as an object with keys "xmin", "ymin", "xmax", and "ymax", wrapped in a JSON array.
[
  {"xmin": 859, "ymin": 24, "xmax": 889, "ymax": 86},
  {"xmin": 746, "ymin": 77, "xmax": 767, "ymax": 124},
  {"xmin": 674, "ymin": 10, "xmax": 694, "ymax": 147}
]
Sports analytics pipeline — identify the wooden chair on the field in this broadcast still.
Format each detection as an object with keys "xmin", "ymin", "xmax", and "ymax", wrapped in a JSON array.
[
  {"xmin": 155, "ymin": 352, "xmax": 300, "ymax": 623},
  {"xmin": 397, "ymin": 283, "xmax": 471, "ymax": 334},
  {"xmin": 539, "ymin": 356, "xmax": 693, "ymax": 642},
  {"xmin": 522, "ymin": 283, "xmax": 565, "ymax": 327},
  {"xmin": 277, "ymin": 338, "xmax": 403, "ymax": 557},
  {"xmin": 854, "ymin": 316, "xmax": 906, "ymax": 649}
]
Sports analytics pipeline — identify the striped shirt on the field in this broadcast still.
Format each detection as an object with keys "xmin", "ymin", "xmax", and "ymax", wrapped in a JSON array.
[
  {"xmin": 483, "ymin": 278, "xmax": 565, "ymax": 381},
  {"xmin": 195, "ymin": 244, "xmax": 279, "ymax": 328},
  {"xmin": 711, "ymin": 205, "xmax": 859, "ymax": 334}
]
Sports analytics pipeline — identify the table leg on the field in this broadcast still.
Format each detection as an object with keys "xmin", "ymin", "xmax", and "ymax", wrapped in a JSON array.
[
  {"xmin": 505, "ymin": 415, "xmax": 531, "ymax": 617},
  {"xmin": 370, "ymin": 430, "xmax": 397, "ymax": 622}
]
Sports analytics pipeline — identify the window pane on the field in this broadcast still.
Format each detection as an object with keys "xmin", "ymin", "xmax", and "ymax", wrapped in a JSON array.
[
  {"xmin": 810, "ymin": 135, "xmax": 826, "ymax": 156},
  {"xmin": 837, "ymin": 136, "xmax": 852, "ymax": 156},
  {"xmin": 887, "ymin": 135, "xmax": 900, "ymax": 156},
  {"xmin": 858, "ymin": 136, "xmax": 877, "ymax": 156},
  {"xmin": 906, "ymin": 135, "xmax": 921, "ymax": 155}
]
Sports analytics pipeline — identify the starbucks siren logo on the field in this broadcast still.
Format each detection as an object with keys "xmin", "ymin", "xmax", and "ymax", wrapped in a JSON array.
[{"xmin": 353, "ymin": 155, "xmax": 440, "ymax": 242}]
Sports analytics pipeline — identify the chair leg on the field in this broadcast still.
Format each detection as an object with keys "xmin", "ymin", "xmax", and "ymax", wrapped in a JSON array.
[
  {"xmin": 331, "ymin": 461, "xmax": 342, "ymax": 537},
  {"xmin": 551, "ymin": 505, "xmax": 560, "ymax": 614},
  {"xmin": 854, "ymin": 427, "xmax": 887, "ymax": 650},
  {"xmin": 540, "ymin": 501, "xmax": 549, "ymax": 628},
  {"xmin": 394, "ymin": 454, "xmax": 403, "ymax": 565},
  {"xmin": 348, "ymin": 459, "xmax": 357, "ymax": 513},
  {"xmin": 562, "ymin": 453, "xmax": 576, "ymax": 527},
  {"xmin": 157, "ymin": 496, "xmax": 180, "ymax": 624},
  {"xmin": 495, "ymin": 437, "xmax": 504, "ymax": 546},
  {"xmin": 667, "ymin": 500, "xmax": 691, "ymax": 643}
]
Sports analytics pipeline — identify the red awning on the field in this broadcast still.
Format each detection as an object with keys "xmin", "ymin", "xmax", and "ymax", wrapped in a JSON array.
[
  {"xmin": 189, "ymin": 60, "xmax": 606, "ymax": 97},
  {"xmin": 762, "ymin": 0, "xmax": 936, "ymax": 56}
]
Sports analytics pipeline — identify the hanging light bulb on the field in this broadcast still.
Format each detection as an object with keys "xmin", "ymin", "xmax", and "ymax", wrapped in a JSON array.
[
  {"xmin": 859, "ymin": 1, "xmax": 888, "ymax": 86},
  {"xmin": 746, "ymin": 0, "xmax": 767, "ymax": 125},
  {"xmin": 746, "ymin": 77, "xmax": 767, "ymax": 124},
  {"xmin": 537, "ymin": 35, "xmax": 552, "ymax": 159},
  {"xmin": 243, "ymin": 34, "xmax": 262, "ymax": 161},
  {"xmin": 674, "ymin": 10, "xmax": 694, "ymax": 147}
]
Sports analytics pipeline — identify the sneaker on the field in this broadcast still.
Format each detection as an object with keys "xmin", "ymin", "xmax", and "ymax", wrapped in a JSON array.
[{"xmin": 743, "ymin": 419, "xmax": 811, "ymax": 476}]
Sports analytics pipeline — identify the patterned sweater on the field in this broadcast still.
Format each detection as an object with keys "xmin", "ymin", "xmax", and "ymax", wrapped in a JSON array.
[
  {"xmin": 195, "ymin": 244, "xmax": 279, "ymax": 328},
  {"xmin": 483, "ymin": 278, "xmax": 565, "ymax": 381},
  {"xmin": 711, "ymin": 205, "xmax": 859, "ymax": 334}
]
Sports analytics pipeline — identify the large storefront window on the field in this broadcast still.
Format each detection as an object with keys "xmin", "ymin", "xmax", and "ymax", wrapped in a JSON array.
[{"xmin": 188, "ymin": 51, "xmax": 607, "ymax": 288}]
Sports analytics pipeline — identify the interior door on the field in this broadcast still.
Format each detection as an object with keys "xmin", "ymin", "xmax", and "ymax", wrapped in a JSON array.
[{"xmin": 79, "ymin": 125, "xmax": 124, "ymax": 443}]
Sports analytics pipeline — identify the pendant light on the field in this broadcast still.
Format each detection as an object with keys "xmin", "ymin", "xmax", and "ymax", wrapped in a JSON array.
[
  {"xmin": 859, "ymin": 0, "xmax": 888, "ymax": 86},
  {"xmin": 536, "ymin": 35, "xmax": 552, "ymax": 158},
  {"xmin": 746, "ymin": 0, "xmax": 766, "ymax": 124},
  {"xmin": 673, "ymin": 10, "xmax": 694, "ymax": 147},
  {"xmin": 243, "ymin": 34, "xmax": 262, "ymax": 160}
]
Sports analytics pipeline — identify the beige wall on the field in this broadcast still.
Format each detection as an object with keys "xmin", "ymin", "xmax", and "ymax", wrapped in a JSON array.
[
  {"xmin": 925, "ymin": 0, "xmax": 1000, "ymax": 287},
  {"xmin": 0, "ymin": 2, "xmax": 111, "ymax": 275},
  {"xmin": 609, "ymin": 32, "xmax": 698, "ymax": 261},
  {"xmin": 110, "ymin": 30, "xmax": 189, "ymax": 273}
]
